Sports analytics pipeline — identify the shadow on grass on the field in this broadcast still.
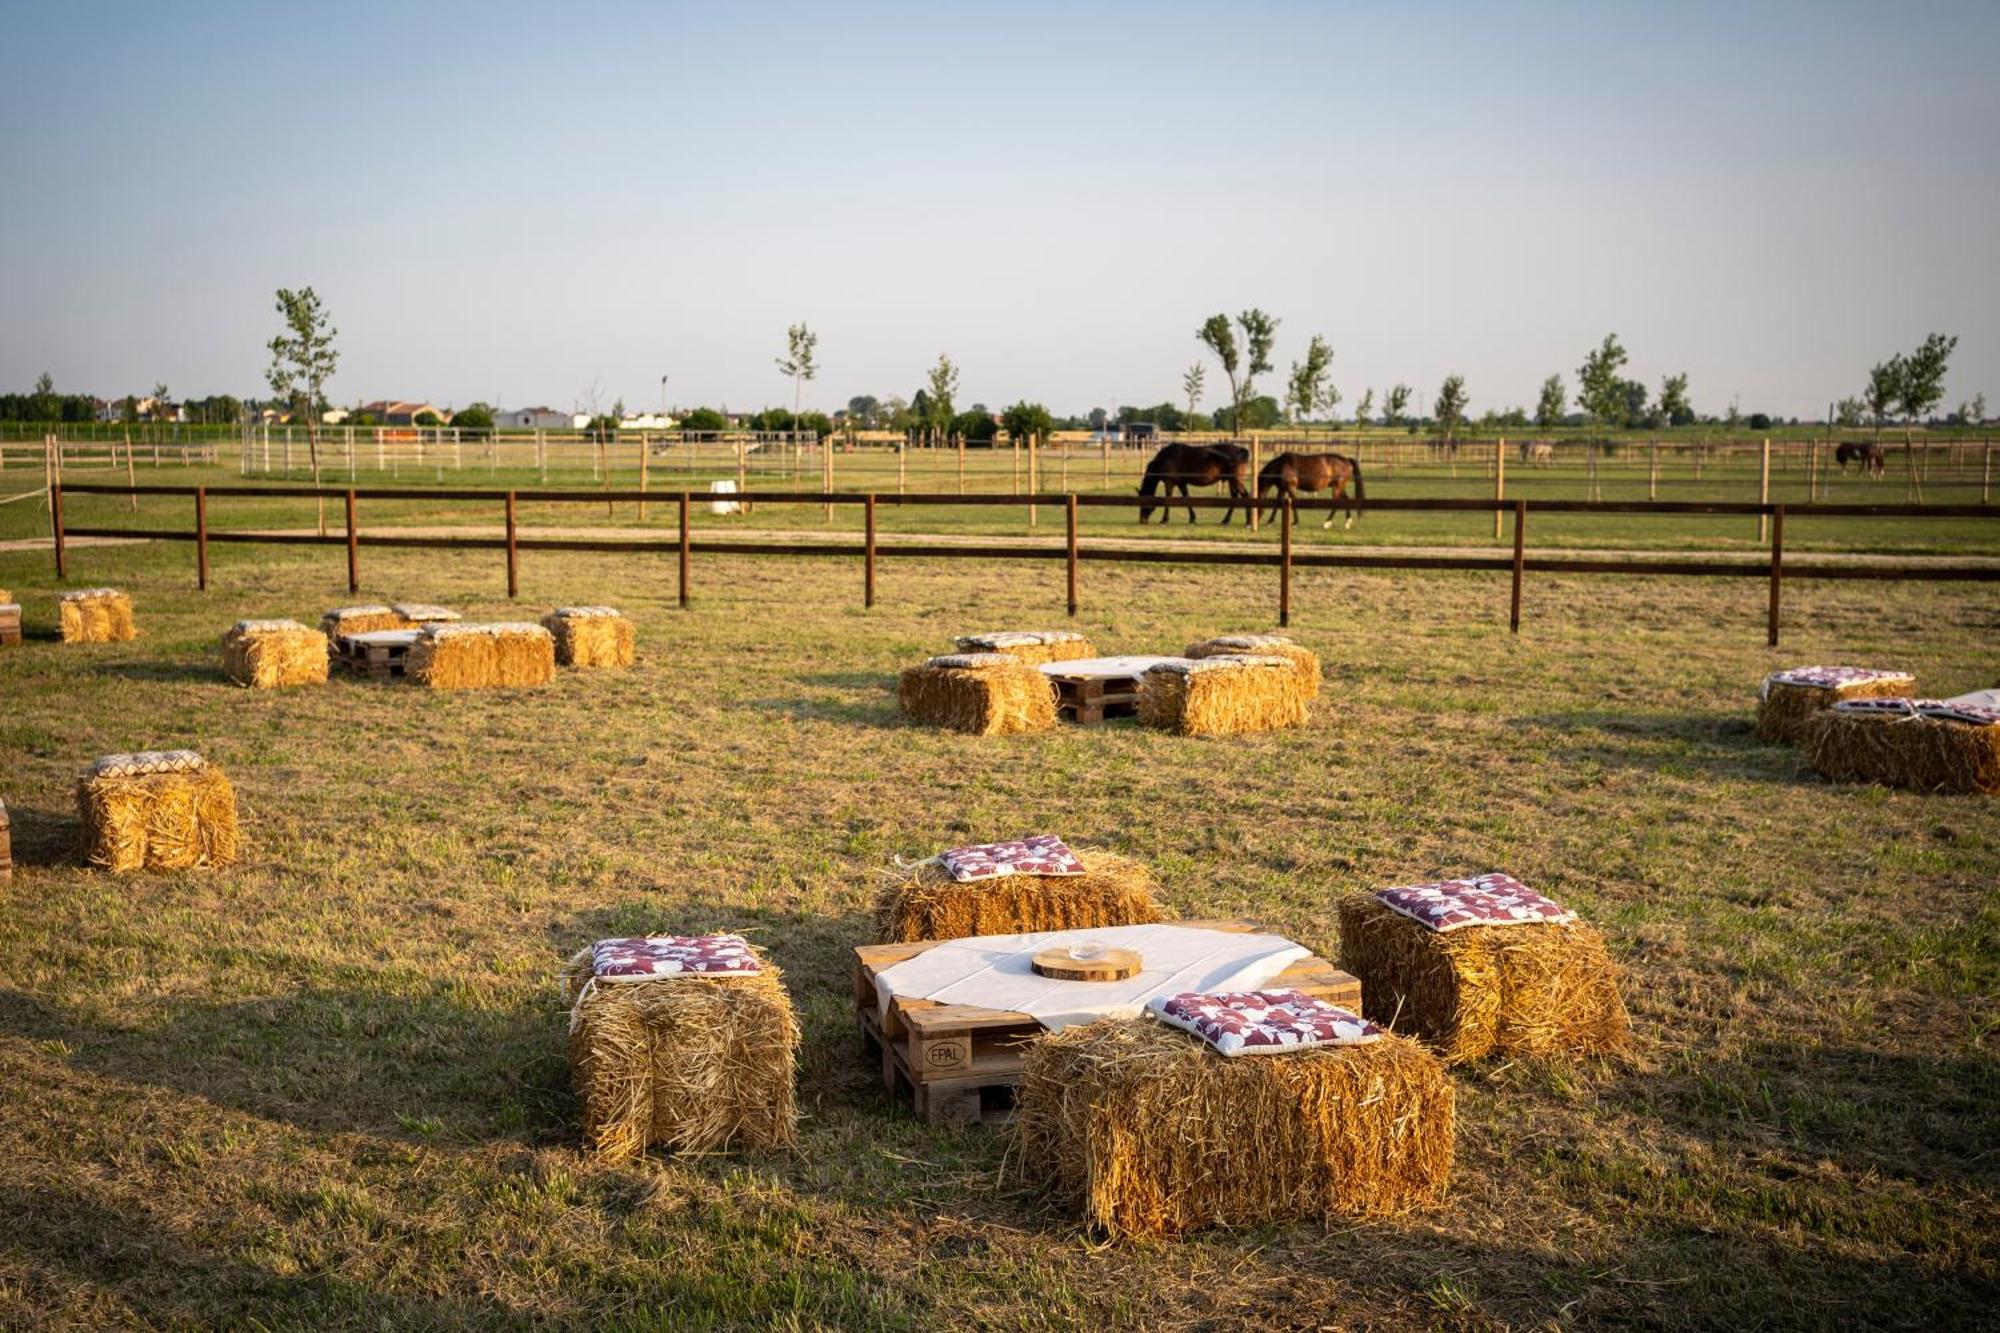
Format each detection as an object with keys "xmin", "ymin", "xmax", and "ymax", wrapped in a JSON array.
[
  {"xmin": 90, "ymin": 659, "xmax": 226, "ymax": 685},
  {"xmin": 748, "ymin": 671, "xmax": 900, "ymax": 726},
  {"xmin": 0, "ymin": 1181, "xmax": 522, "ymax": 1330},
  {"xmin": 1509, "ymin": 709, "xmax": 1811, "ymax": 784},
  {"xmin": 3, "ymin": 801, "xmax": 81, "ymax": 867}
]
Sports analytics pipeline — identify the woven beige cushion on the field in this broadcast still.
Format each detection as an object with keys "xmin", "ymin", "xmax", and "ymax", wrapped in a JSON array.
[
  {"xmin": 86, "ymin": 750, "xmax": 207, "ymax": 779},
  {"xmin": 61, "ymin": 587, "xmax": 124, "ymax": 603},
  {"xmin": 391, "ymin": 603, "xmax": 460, "ymax": 622},
  {"xmin": 549, "ymin": 606, "xmax": 623, "ymax": 619},
  {"xmin": 928, "ymin": 652, "xmax": 1019, "ymax": 670}
]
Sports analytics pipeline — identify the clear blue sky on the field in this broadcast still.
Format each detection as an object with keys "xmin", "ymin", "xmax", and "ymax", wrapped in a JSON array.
[{"xmin": 2, "ymin": 1, "xmax": 1996, "ymax": 419}]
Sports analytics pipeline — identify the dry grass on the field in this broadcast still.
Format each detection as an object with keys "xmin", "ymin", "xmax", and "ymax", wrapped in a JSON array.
[
  {"xmin": 1185, "ymin": 634, "xmax": 1322, "ymax": 698},
  {"xmin": 543, "ymin": 607, "xmax": 636, "ymax": 669},
  {"xmin": 897, "ymin": 655, "xmax": 1057, "ymax": 735},
  {"xmin": 405, "ymin": 623, "xmax": 556, "ymax": 689},
  {"xmin": 220, "ymin": 620, "xmax": 330, "ymax": 689},
  {"xmin": 561, "ymin": 946, "xmax": 798, "ymax": 1162},
  {"xmin": 1337, "ymin": 894, "xmax": 1631, "ymax": 1063},
  {"xmin": 1756, "ymin": 675, "xmax": 1915, "ymax": 744},
  {"xmin": 76, "ymin": 764, "xmax": 240, "ymax": 873},
  {"xmin": 1806, "ymin": 710, "xmax": 2000, "ymax": 795},
  {"xmin": 58, "ymin": 588, "xmax": 135, "ymax": 643},
  {"xmin": 1136, "ymin": 655, "xmax": 1309, "ymax": 735},
  {"xmin": 1009, "ymin": 1018, "xmax": 1455, "ymax": 1239},
  {"xmin": 871, "ymin": 848, "xmax": 1166, "ymax": 943}
]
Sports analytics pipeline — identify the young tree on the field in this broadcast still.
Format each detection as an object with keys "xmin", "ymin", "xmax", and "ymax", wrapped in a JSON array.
[
  {"xmin": 1353, "ymin": 387, "xmax": 1374, "ymax": 428},
  {"xmin": 1182, "ymin": 362, "xmax": 1205, "ymax": 419},
  {"xmin": 1658, "ymin": 372, "xmax": 1692, "ymax": 427},
  {"xmin": 1284, "ymin": 335, "xmax": 1334, "ymax": 429},
  {"xmin": 1197, "ymin": 308, "xmax": 1279, "ymax": 438},
  {"xmin": 1535, "ymin": 374, "xmax": 1566, "ymax": 428},
  {"xmin": 775, "ymin": 323, "xmax": 818, "ymax": 432},
  {"xmin": 1433, "ymin": 375, "xmax": 1469, "ymax": 442},
  {"xmin": 1002, "ymin": 400, "xmax": 1053, "ymax": 443},
  {"xmin": 1576, "ymin": 333, "xmax": 1629, "ymax": 429},
  {"xmin": 845, "ymin": 395, "xmax": 880, "ymax": 427},
  {"xmin": 1972, "ymin": 391, "xmax": 1987, "ymax": 425},
  {"xmin": 1384, "ymin": 383, "xmax": 1412, "ymax": 429},
  {"xmin": 1834, "ymin": 396, "xmax": 1865, "ymax": 428},
  {"xmin": 266, "ymin": 286, "xmax": 338, "ymax": 529},
  {"xmin": 925, "ymin": 354, "xmax": 959, "ymax": 446},
  {"xmin": 1895, "ymin": 332, "xmax": 1956, "ymax": 497}
]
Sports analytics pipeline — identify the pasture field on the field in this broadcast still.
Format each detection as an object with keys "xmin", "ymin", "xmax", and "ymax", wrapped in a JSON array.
[{"xmin": 0, "ymin": 537, "xmax": 1995, "ymax": 1330}]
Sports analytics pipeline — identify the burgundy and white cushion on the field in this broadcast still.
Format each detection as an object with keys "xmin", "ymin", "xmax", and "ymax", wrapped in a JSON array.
[
  {"xmin": 590, "ymin": 934, "xmax": 761, "ymax": 980},
  {"xmin": 1374, "ymin": 873, "xmax": 1575, "ymax": 932},
  {"xmin": 1829, "ymin": 696, "xmax": 1928, "ymax": 718},
  {"xmin": 927, "ymin": 652, "xmax": 1018, "ymax": 670},
  {"xmin": 954, "ymin": 630, "xmax": 1087, "ymax": 652},
  {"xmin": 937, "ymin": 834, "xmax": 1086, "ymax": 882},
  {"xmin": 1150, "ymin": 988, "xmax": 1381, "ymax": 1056},
  {"xmin": 1917, "ymin": 701, "xmax": 2000, "ymax": 727},
  {"xmin": 1760, "ymin": 665, "xmax": 1914, "ymax": 698}
]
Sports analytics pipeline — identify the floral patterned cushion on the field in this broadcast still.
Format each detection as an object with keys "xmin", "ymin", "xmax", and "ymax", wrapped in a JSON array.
[
  {"xmin": 954, "ymin": 630, "xmax": 1087, "ymax": 651},
  {"xmin": 423, "ymin": 622, "xmax": 551, "ymax": 641},
  {"xmin": 1150, "ymin": 989, "xmax": 1382, "ymax": 1057},
  {"xmin": 1145, "ymin": 654, "xmax": 1292, "ymax": 677},
  {"xmin": 937, "ymin": 834, "xmax": 1085, "ymax": 882},
  {"xmin": 86, "ymin": 750, "xmax": 207, "ymax": 779},
  {"xmin": 927, "ymin": 652, "xmax": 1018, "ymax": 670},
  {"xmin": 60, "ymin": 587, "xmax": 124, "ymax": 603},
  {"xmin": 391, "ymin": 603, "xmax": 460, "ymax": 623},
  {"xmin": 1375, "ymin": 873, "xmax": 1574, "ymax": 932},
  {"xmin": 1830, "ymin": 697, "xmax": 1928, "ymax": 718},
  {"xmin": 1918, "ymin": 702, "xmax": 2000, "ymax": 727},
  {"xmin": 590, "ymin": 935, "xmax": 761, "ymax": 980},
  {"xmin": 1760, "ymin": 665, "xmax": 1913, "ymax": 698},
  {"xmin": 550, "ymin": 606, "xmax": 622, "ymax": 620},
  {"xmin": 1199, "ymin": 633, "xmax": 1294, "ymax": 651},
  {"xmin": 228, "ymin": 618, "xmax": 310, "ymax": 636}
]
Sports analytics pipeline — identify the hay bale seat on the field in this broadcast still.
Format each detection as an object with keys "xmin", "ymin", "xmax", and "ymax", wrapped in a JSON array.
[
  {"xmin": 1805, "ymin": 699, "xmax": 2000, "ymax": 795},
  {"xmin": 0, "ymin": 593, "xmax": 20, "ymax": 648},
  {"xmin": 1756, "ymin": 666, "xmax": 1915, "ymax": 744},
  {"xmin": 1337, "ymin": 877, "xmax": 1629, "ymax": 1064},
  {"xmin": 77, "ymin": 750, "xmax": 239, "ymax": 873},
  {"xmin": 543, "ymin": 606, "xmax": 635, "ymax": 669},
  {"xmin": 952, "ymin": 630, "xmax": 1095, "ymax": 666},
  {"xmin": 1136, "ymin": 655, "xmax": 1309, "ymax": 736},
  {"xmin": 58, "ymin": 588, "xmax": 135, "ymax": 644},
  {"xmin": 1185, "ymin": 634, "xmax": 1321, "ymax": 699},
  {"xmin": 1011, "ymin": 1017, "xmax": 1454, "ymax": 1239},
  {"xmin": 873, "ymin": 846, "xmax": 1166, "ymax": 944},
  {"xmin": 319, "ymin": 603, "xmax": 460, "ymax": 639},
  {"xmin": 221, "ymin": 619, "xmax": 330, "ymax": 689},
  {"xmin": 405, "ymin": 623, "xmax": 556, "ymax": 689},
  {"xmin": 899, "ymin": 652, "xmax": 1057, "ymax": 735},
  {"xmin": 563, "ymin": 937, "xmax": 798, "ymax": 1161}
]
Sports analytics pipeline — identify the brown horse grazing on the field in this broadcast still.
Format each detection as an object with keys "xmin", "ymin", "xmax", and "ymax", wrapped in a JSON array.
[
  {"xmin": 1258, "ymin": 451, "xmax": 1367, "ymax": 529},
  {"xmin": 1137, "ymin": 442, "xmax": 1251, "ymax": 523},
  {"xmin": 1835, "ymin": 440, "xmax": 1886, "ymax": 477}
]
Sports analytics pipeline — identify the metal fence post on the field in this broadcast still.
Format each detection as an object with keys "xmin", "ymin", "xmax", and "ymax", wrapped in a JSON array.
[
  {"xmin": 195, "ymin": 486, "xmax": 209, "ymax": 590},
  {"xmin": 1065, "ymin": 493, "xmax": 1079, "ymax": 616},
  {"xmin": 678, "ymin": 491, "xmax": 691, "ymax": 609},
  {"xmin": 864, "ymin": 494, "xmax": 877, "ymax": 608},
  {"xmin": 1510, "ymin": 500, "xmax": 1526, "ymax": 633},
  {"xmin": 1278, "ymin": 494, "xmax": 1293, "ymax": 627},
  {"xmin": 51, "ymin": 474, "xmax": 65, "ymax": 579},
  {"xmin": 344, "ymin": 489, "xmax": 359, "ymax": 593},
  {"xmin": 1768, "ymin": 504, "xmax": 1784, "ymax": 647},
  {"xmin": 505, "ymin": 490, "xmax": 519, "ymax": 598}
]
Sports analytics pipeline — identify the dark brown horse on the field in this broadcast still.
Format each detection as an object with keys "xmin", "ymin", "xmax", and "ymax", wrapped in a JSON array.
[
  {"xmin": 1835, "ymin": 441, "xmax": 1885, "ymax": 476},
  {"xmin": 1258, "ymin": 451, "xmax": 1366, "ymax": 529},
  {"xmin": 1137, "ymin": 442, "xmax": 1251, "ymax": 523}
]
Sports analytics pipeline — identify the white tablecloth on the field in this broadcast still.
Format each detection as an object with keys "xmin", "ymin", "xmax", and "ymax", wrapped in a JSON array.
[
  {"xmin": 873, "ymin": 923, "xmax": 1311, "ymax": 1031},
  {"xmin": 1945, "ymin": 688, "xmax": 2000, "ymax": 711},
  {"xmin": 1038, "ymin": 655, "xmax": 1191, "ymax": 680}
]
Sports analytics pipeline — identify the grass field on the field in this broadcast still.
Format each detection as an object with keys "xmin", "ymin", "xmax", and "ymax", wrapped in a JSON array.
[{"xmin": 0, "ymin": 538, "xmax": 1996, "ymax": 1329}]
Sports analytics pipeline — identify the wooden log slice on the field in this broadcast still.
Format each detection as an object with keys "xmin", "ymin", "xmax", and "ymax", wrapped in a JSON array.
[{"xmin": 1031, "ymin": 946, "xmax": 1142, "ymax": 982}]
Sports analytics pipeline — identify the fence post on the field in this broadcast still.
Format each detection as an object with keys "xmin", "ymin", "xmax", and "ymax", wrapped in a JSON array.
[
  {"xmin": 195, "ymin": 486, "xmax": 209, "ymax": 591},
  {"xmin": 958, "ymin": 434, "xmax": 966, "ymax": 495},
  {"xmin": 824, "ymin": 443, "xmax": 834, "ymax": 523},
  {"xmin": 344, "ymin": 489, "xmax": 359, "ymax": 593},
  {"xmin": 864, "ymin": 493, "xmax": 877, "ymax": 609},
  {"xmin": 1493, "ymin": 437, "xmax": 1506, "ymax": 539},
  {"xmin": 1510, "ymin": 500, "xmax": 1526, "ymax": 633},
  {"xmin": 1250, "ymin": 434, "xmax": 1261, "ymax": 532},
  {"xmin": 504, "ymin": 490, "xmax": 518, "ymax": 598},
  {"xmin": 1029, "ymin": 433, "xmax": 1040, "ymax": 528},
  {"xmin": 1649, "ymin": 440, "xmax": 1658, "ymax": 501},
  {"xmin": 51, "ymin": 473, "xmax": 65, "ymax": 579},
  {"xmin": 678, "ymin": 492, "xmax": 691, "ymax": 608},
  {"xmin": 1984, "ymin": 440, "xmax": 1992, "ymax": 504},
  {"xmin": 1807, "ymin": 433, "xmax": 1818, "ymax": 503},
  {"xmin": 1101, "ymin": 435, "xmax": 1109, "ymax": 490},
  {"xmin": 1768, "ymin": 504, "xmax": 1784, "ymax": 647},
  {"xmin": 1757, "ymin": 437, "xmax": 1771, "ymax": 542},
  {"xmin": 638, "ymin": 436, "xmax": 649, "ymax": 521},
  {"xmin": 1278, "ymin": 494, "xmax": 1293, "ymax": 627},
  {"xmin": 1065, "ymin": 493, "xmax": 1079, "ymax": 617}
]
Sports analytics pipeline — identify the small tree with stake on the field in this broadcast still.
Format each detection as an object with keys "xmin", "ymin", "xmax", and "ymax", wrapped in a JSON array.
[
  {"xmin": 1285, "ymin": 335, "xmax": 1335, "ymax": 441},
  {"xmin": 1197, "ymin": 309, "xmax": 1279, "ymax": 439},
  {"xmin": 1384, "ymin": 384, "xmax": 1412, "ymax": 430},
  {"xmin": 1434, "ymin": 375, "xmax": 1469, "ymax": 460},
  {"xmin": 266, "ymin": 286, "xmax": 338, "ymax": 533},
  {"xmin": 1535, "ymin": 374, "xmax": 1566, "ymax": 429},
  {"xmin": 925, "ymin": 354, "xmax": 959, "ymax": 449},
  {"xmin": 1894, "ymin": 332, "xmax": 1955, "ymax": 500},
  {"xmin": 775, "ymin": 323, "xmax": 818, "ymax": 437},
  {"xmin": 1182, "ymin": 363, "xmax": 1205, "ymax": 422}
]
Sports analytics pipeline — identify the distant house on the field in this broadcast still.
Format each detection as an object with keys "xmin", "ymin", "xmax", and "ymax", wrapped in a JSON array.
[
  {"xmin": 496, "ymin": 406, "xmax": 570, "ymax": 429},
  {"xmin": 619, "ymin": 412, "xmax": 678, "ymax": 430},
  {"xmin": 359, "ymin": 400, "xmax": 447, "ymax": 426}
]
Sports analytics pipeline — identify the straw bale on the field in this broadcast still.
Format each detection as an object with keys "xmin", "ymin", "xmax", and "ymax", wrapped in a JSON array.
[
  {"xmin": 77, "ymin": 754, "xmax": 239, "ymax": 873},
  {"xmin": 406, "ymin": 623, "xmax": 556, "ymax": 689},
  {"xmin": 58, "ymin": 588, "xmax": 135, "ymax": 644},
  {"xmin": 1136, "ymin": 655, "xmax": 1308, "ymax": 736},
  {"xmin": 320, "ymin": 605, "xmax": 409, "ymax": 638},
  {"xmin": 952, "ymin": 630, "xmax": 1096, "ymax": 666},
  {"xmin": 1757, "ymin": 676, "xmax": 1913, "ymax": 744},
  {"xmin": 1, "ymin": 798, "xmax": 12, "ymax": 885},
  {"xmin": 543, "ymin": 606, "xmax": 636, "ymax": 669},
  {"xmin": 562, "ymin": 946, "xmax": 798, "ymax": 1160},
  {"xmin": 899, "ymin": 655, "xmax": 1057, "ymax": 735},
  {"xmin": 1184, "ymin": 634, "xmax": 1321, "ymax": 699},
  {"xmin": 1009, "ymin": 1018, "xmax": 1454, "ymax": 1239},
  {"xmin": 1336, "ymin": 894, "xmax": 1629, "ymax": 1063},
  {"xmin": 220, "ymin": 619, "xmax": 329, "ymax": 689},
  {"xmin": 1806, "ymin": 710, "xmax": 2000, "ymax": 795},
  {"xmin": 872, "ymin": 848, "xmax": 1167, "ymax": 943}
]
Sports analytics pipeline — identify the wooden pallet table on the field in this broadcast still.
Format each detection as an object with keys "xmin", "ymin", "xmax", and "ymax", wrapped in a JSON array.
[
  {"xmin": 854, "ymin": 919, "xmax": 1362, "ymax": 1127},
  {"xmin": 0, "ymin": 603, "xmax": 21, "ymax": 647},
  {"xmin": 1040, "ymin": 655, "xmax": 1185, "ymax": 725},
  {"xmin": 335, "ymin": 629, "xmax": 421, "ymax": 681}
]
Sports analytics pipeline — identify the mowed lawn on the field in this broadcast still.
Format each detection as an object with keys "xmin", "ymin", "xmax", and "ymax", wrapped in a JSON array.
[{"xmin": 0, "ymin": 537, "xmax": 1995, "ymax": 1330}]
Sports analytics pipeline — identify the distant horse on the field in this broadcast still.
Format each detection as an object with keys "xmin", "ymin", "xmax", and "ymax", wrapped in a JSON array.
[
  {"xmin": 1520, "ymin": 441, "xmax": 1556, "ymax": 467},
  {"xmin": 1137, "ymin": 442, "xmax": 1251, "ymax": 523},
  {"xmin": 1258, "ymin": 451, "xmax": 1367, "ymax": 529},
  {"xmin": 1835, "ymin": 441, "xmax": 1885, "ymax": 477}
]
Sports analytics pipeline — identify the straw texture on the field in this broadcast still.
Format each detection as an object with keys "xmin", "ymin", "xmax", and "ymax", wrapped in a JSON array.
[
  {"xmin": 1010, "ymin": 1018, "xmax": 1454, "ymax": 1240},
  {"xmin": 221, "ymin": 620, "xmax": 330, "ymax": 689},
  {"xmin": 1336, "ymin": 894, "xmax": 1629, "ymax": 1063},
  {"xmin": 58, "ymin": 589, "xmax": 135, "ymax": 644},
  {"xmin": 563, "ymin": 946, "xmax": 799, "ymax": 1161},
  {"xmin": 78, "ymin": 766, "xmax": 240, "ymax": 872},
  {"xmin": 1757, "ymin": 677, "xmax": 1914, "ymax": 744},
  {"xmin": 1184, "ymin": 635, "xmax": 1322, "ymax": 699},
  {"xmin": 1137, "ymin": 656, "xmax": 1309, "ymax": 736},
  {"xmin": 319, "ymin": 605, "xmax": 411, "ymax": 638},
  {"xmin": 899, "ymin": 658, "xmax": 1057, "ymax": 735},
  {"xmin": 1806, "ymin": 710, "xmax": 2000, "ymax": 795},
  {"xmin": 872, "ymin": 848, "xmax": 1166, "ymax": 943},
  {"xmin": 543, "ymin": 607, "xmax": 636, "ymax": 669},
  {"xmin": 406, "ymin": 623, "xmax": 556, "ymax": 689}
]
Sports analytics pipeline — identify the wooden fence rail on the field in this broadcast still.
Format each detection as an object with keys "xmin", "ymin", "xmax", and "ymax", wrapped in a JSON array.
[{"xmin": 49, "ymin": 482, "xmax": 2000, "ymax": 646}]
